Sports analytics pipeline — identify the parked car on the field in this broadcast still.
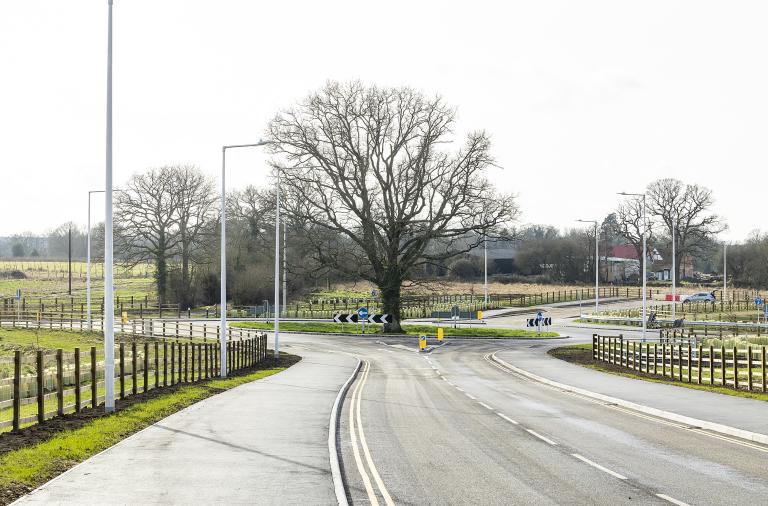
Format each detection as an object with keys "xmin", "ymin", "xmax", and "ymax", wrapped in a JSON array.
[{"xmin": 682, "ymin": 291, "xmax": 716, "ymax": 303}]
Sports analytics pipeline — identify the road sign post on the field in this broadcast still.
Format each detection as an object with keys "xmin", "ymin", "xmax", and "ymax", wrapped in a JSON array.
[
  {"xmin": 357, "ymin": 307, "xmax": 369, "ymax": 334},
  {"xmin": 437, "ymin": 327, "xmax": 444, "ymax": 341},
  {"xmin": 419, "ymin": 335, "xmax": 427, "ymax": 351},
  {"xmin": 756, "ymin": 297, "xmax": 763, "ymax": 325}
]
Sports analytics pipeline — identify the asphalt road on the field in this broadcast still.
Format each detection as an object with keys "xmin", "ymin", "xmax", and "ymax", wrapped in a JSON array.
[{"xmin": 333, "ymin": 334, "xmax": 768, "ymax": 505}]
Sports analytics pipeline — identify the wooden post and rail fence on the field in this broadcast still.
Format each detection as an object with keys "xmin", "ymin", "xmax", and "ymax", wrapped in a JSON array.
[{"xmin": 592, "ymin": 334, "xmax": 768, "ymax": 393}]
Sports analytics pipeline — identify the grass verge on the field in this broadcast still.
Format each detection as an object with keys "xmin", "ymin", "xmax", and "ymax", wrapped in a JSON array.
[
  {"xmin": 0, "ymin": 353, "xmax": 298, "ymax": 505},
  {"xmin": 549, "ymin": 344, "xmax": 768, "ymax": 402},
  {"xmin": 232, "ymin": 321, "xmax": 559, "ymax": 338}
]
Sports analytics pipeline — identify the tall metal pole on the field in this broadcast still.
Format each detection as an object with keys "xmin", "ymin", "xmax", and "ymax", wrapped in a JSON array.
[
  {"xmin": 220, "ymin": 148, "xmax": 227, "ymax": 378},
  {"xmin": 483, "ymin": 237, "xmax": 488, "ymax": 308},
  {"xmin": 274, "ymin": 169, "xmax": 281, "ymax": 359},
  {"xmin": 103, "ymin": 0, "xmax": 115, "ymax": 413},
  {"xmin": 594, "ymin": 222, "xmax": 599, "ymax": 311},
  {"xmin": 68, "ymin": 227, "xmax": 72, "ymax": 295},
  {"xmin": 282, "ymin": 220, "xmax": 287, "ymax": 314},
  {"xmin": 641, "ymin": 195, "xmax": 647, "ymax": 342},
  {"xmin": 672, "ymin": 216, "xmax": 676, "ymax": 320},
  {"xmin": 723, "ymin": 243, "xmax": 727, "ymax": 303},
  {"xmin": 87, "ymin": 193, "xmax": 92, "ymax": 331}
]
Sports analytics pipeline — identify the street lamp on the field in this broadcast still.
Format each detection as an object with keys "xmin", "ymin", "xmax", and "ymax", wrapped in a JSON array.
[
  {"xmin": 672, "ymin": 215, "xmax": 676, "ymax": 320},
  {"xmin": 483, "ymin": 235, "xmax": 489, "ymax": 308},
  {"xmin": 104, "ymin": 0, "xmax": 115, "ymax": 413},
  {"xmin": 576, "ymin": 219, "xmax": 599, "ymax": 311},
  {"xmin": 220, "ymin": 141, "xmax": 271, "ymax": 377},
  {"xmin": 618, "ymin": 191, "xmax": 648, "ymax": 342}
]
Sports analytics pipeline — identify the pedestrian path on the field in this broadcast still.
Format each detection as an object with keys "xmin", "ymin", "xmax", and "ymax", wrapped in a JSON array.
[{"xmin": 16, "ymin": 345, "xmax": 357, "ymax": 505}]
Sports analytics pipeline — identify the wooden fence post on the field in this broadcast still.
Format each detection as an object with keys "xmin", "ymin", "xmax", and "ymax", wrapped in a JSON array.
[
  {"xmin": 56, "ymin": 349, "xmax": 64, "ymax": 416},
  {"xmin": 697, "ymin": 345, "xmax": 702, "ymax": 384},
  {"xmin": 678, "ymin": 344, "xmax": 683, "ymax": 382},
  {"xmin": 748, "ymin": 346, "xmax": 753, "ymax": 392},
  {"xmin": 184, "ymin": 343, "xmax": 189, "ymax": 383},
  {"xmin": 13, "ymin": 350, "xmax": 21, "ymax": 431},
  {"xmin": 191, "ymin": 343, "xmax": 196, "ymax": 382},
  {"xmin": 721, "ymin": 345, "xmax": 726, "ymax": 387},
  {"xmin": 132, "ymin": 342, "xmax": 138, "ymax": 396},
  {"xmin": 154, "ymin": 341, "xmax": 159, "ymax": 389},
  {"xmin": 733, "ymin": 346, "xmax": 739, "ymax": 390},
  {"xmin": 205, "ymin": 342, "xmax": 209, "ymax": 379},
  {"xmin": 91, "ymin": 346, "xmax": 97, "ymax": 408},
  {"xmin": 119, "ymin": 343, "xmax": 125, "ymax": 399},
  {"xmin": 144, "ymin": 342, "xmax": 149, "ymax": 393},
  {"xmin": 37, "ymin": 350, "xmax": 44, "ymax": 423},
  {"xmin": 74, "ymin": 347, "xmax": 81, "ymax": 412},
  {"xmin": 170, "ymin": 342, "xmax": 175, "ymax": 385}
]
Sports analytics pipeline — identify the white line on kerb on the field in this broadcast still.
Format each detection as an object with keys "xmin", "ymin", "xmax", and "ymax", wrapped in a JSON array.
[
  {"xmin": 496, "ymin": 413, "xmax": 519, "ymax": 425},
  {"xmin": 478, "ymin": 402, "xmax": 494, "ymax": 410},
  {"xmin": 656, "ymin": 494, "xmax": 690, "ymax": 506},
  {"xmin": 526, "ymin": 429, "xmax": 558, "ymax": 446},
  {"xmin": 571, "ymin": 453, "xmax": 627, "ymax": 480}
]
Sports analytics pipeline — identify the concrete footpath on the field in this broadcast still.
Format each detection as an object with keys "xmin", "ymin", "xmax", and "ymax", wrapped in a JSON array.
[
  {"xmin": 497, "ymin": 340, "xmax": 768, "ymax": 438},
  {"xmin": 16, "ymin": 345, "xmax": 357, "ymax": 505}
]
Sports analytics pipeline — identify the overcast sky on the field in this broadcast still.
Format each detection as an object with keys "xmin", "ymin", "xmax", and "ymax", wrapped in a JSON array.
[{"xmin": 1, "ymin": 1, "xmax": 764, "ymax": 240}]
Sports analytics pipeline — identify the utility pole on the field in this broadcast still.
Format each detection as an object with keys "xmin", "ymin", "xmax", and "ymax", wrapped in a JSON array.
[
  {"xmin": 68, "ymin": 226, "xmax": 72, "ymax": 295},
  {"xmin": 104, "ymin": 0, "xmax": 116, "ymax": 413},
  {"xmin": 672, "ymin": 216, "xmax": 676, "ymax": 320}
]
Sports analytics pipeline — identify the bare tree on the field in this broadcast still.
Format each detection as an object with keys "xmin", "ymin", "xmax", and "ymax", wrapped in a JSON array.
[
  {"xmin": 174, "ymin": 166, "xmax": 217, "ymax": 308},
  {"xmin": 615, "ymin": 196, "xmax": 652, "ymax": 268},
  {"xmin": 647, "ymin": 178, "xmax": 726, "ymax": 280},
  {"xmin": 115, "ymin": 167, "xmax": 180, "ymax": 304},
  {"xmin": 267, "ymin": 81, "xmax": 518, "ymax": 332}
]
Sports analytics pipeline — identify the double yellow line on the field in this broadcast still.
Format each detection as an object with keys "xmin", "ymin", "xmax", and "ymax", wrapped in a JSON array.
[{"xmin": 348, "ymin": 360, "xmax": 395, "ymax": 506}]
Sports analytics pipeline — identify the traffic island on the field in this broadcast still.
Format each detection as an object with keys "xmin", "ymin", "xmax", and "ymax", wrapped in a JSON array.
[{"xmin": 0, "ymin": 352, "xmax": 299, "ymax": 506}]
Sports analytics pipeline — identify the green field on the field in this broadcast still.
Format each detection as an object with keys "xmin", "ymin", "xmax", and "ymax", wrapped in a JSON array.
[
  {"xmin": 232, "ymin": 321, "xmax": 559, "ymax": 338},
  {"xmin": 0, "ymin": 261, "xmax": 154, "ymax": 301}
]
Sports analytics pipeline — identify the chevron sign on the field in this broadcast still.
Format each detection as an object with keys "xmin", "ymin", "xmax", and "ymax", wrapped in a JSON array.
[
  {"xmin": 368, "ymin": 314, "xmax": 391, "ymax": 324},
  {"xmin": 526, "ymin": 317, "xmax": 552, "ymax": 327},
  {"xmin": 333, "ymin": 314, "xmax": 358, "ymax": 323}
]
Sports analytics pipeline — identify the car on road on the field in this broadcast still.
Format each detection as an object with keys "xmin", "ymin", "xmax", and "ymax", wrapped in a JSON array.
[{"xmin": 681, "ymin": 291, "xmax": 716, "ymax": 303}]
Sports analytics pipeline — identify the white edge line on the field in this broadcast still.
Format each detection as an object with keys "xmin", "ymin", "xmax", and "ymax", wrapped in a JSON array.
[
  {"xmin": 478, "ymin": 401, "xmax": 494, "ymax": 410},
  {"xmin": 526, "ymin": 429, "xmax": 558, "ymax": 446},
  {"xmin": 571, "ymin": 453, "xmax": 627, "ymax": 480},
  {"xmin": 491, "ymin": 352, "xmax": 768, "ymax": 446},
  {"xmin": 465, "ymin": 393, "xmax": 477, "ymax": 400},
  {"xmin": 496, "ymin": 412, "xmax": 519, "ymax": 425},
  {"xmin": 329, "ymin": 358, "xmax": 362, "ymax": 506},
  {"xmin": 656, "ymin": 493, "xmax": 691, "ymax": 506}
]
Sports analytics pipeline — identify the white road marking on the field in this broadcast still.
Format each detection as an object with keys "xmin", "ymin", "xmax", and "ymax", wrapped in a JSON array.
[
  {"xmin": 478, "ymin": 402, "xmax": 494, "ymax": 410},
  {"xmin": 571, "ymin": 453, "xmax": 627, "ymax": 480},
  {"xmin": 526, "ymin": 429, "xmax": 558, "ymax": 446},
  {"xmin": 496, "ymin": 413, "xmax": 519, "ymax": 425},
  {"xmin": 354, "ymin": 361, "xmax": 396, "ymax": 506},
  {"xmin": 348, "ymin": 361, "xmax": 379, "ymax": 505},
  {"xmin": 456, "ymin": 387, "xmax": 465, "ymax": 392},
  {"xmin": 656, "ymin": 494, "xmax": 690, "ymax": 506},
  {"xmin": 465, "ymin": 393, "xmax": 477, "ymax": 400}
]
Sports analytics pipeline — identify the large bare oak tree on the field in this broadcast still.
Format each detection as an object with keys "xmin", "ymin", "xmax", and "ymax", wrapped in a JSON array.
[{"xmin": 267, "ymin": 81, "xmax": 518, "ymax": 332}]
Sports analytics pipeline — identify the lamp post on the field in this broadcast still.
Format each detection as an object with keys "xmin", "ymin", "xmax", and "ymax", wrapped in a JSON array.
[
  {"xmin": 577, "ymin": 219, "xmax": 599, "ymax": 311},
  {"xmin": 104, "ymin": 0, "xmax": 115, "ymax": 413},
  {"xmin": 220, "ymin": 142, "xmax": 270, "ymax": 377},
  {"xmin": 672, "ymin": 215, "xmax": 676, "ymax": 320},
  {"xmin": 618, "ymin": 191, "xmax": 648, "ymax": 342},
  {"xmin": 723, "ymin": 242, "xmax": 727, "ymax": 303},
  {"xmin": 483, "ymin": 236, "xmax": 488, "ymax": 308}
]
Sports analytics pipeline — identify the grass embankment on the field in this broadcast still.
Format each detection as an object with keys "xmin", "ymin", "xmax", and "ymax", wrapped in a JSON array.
[
  {"xmin": 232, "ymin": 321, "xmax": 559, "ymax": 338},
  {"xmin": 0, "ymin": 353, "xmax": 297, "ymax": 505},
  {"xmin": 549, "ymin": 344, "xmax": 768, "ymax": 402}
]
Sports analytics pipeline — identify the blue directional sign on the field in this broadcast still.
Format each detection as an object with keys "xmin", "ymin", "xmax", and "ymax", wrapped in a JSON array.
[
  {"xmin": 536, "ymin": 311, "xmax": 543, "ymax": 322},
  {"xmin": 756, "ymin": 297, "xmax": 763, "ymax": 306},
  {"xmin": 15, "ymin": 289, "xmax": 21, "ymax": 301},
  {"xmin": 357, "ymin": 307, "xmax": 369, "ymax": 319}
]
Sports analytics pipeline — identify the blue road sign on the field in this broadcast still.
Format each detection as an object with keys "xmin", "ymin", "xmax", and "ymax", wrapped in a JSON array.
[
  {"xmin": 358, "ymin": 307, "xmax": 369, "ymax": 319},
  {"xmin": 371, "ymin": 289, "xmax": 377, "ymax": 297},
  {"xmin": 756, "ymin": 297, "xmax": 763, "ymax": 306},
  {"xmin": 15, "ymin": 289, "xmax": 21, "ymax": 301},
  {"xmin": 536, "ymin": 311, "xmax": 543, "ymax": 322}
]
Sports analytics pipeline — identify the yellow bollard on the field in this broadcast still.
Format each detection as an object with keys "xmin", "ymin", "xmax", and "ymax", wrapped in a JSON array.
[
  {"xmin": 478, "ymin": 310, "xmax": 483, "ymax": 320},
  {"xmin": 419, "ymin": 335, "xmax": 427, "ymax": 350},
  {"xmin": 121, "ymin": 311, "xmax": 128, "ymax": 325},
  {"xmin": 437, "ymin": 328, "xmax": 444, "ymax": 341}
]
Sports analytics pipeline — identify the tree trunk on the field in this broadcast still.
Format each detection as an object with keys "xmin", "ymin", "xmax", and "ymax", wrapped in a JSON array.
[
  {"xmin": 155, "ymin": 256, "xmax": 167, "ymax": 306},
  {"xmin": 380, "ymin": 280, "xmax": 403, "ymax": 334}
]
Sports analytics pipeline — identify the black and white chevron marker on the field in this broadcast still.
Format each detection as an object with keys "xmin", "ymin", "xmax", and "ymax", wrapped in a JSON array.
[
  {"xmin": 333, "ymin": 313, "xmax": 358, "ymax": 323},
  {"xmin": 367, "ymin": 314, "xmax": 391, "ymax": 324}
]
